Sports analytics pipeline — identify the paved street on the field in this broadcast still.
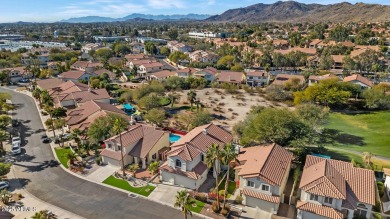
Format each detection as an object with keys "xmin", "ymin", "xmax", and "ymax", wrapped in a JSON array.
[{"xmin": 1, "ymin": 87, "xmax": 199, "ymax": 219}]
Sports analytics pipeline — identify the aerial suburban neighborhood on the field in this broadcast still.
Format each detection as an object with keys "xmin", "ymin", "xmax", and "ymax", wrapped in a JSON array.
[{"xmin": 0, "ymin": 0, "xmax": 389, "ymax": 219}]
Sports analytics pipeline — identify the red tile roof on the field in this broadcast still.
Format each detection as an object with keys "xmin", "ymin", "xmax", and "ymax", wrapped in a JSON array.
[
  {"xmin": 235, "ymin": 144, "xmax": 293, "ymax": 186},
  {"xmin": 167, "ymin": 123, "xmax": 233, "ymax": 161},
  {"xmin": 59, "ymin": 70, "xmax": 87, "ymax": 80},
  {"xmin": 48, "ymin": 81, "xmax": 90, "ymax": 96},
  {"xmin": 159, "ymin": 161, "xmax": 208, "ymax": 180},
  {"xmin": 242, "ymin": 188, "xmax": 280, "ymax": 204},
  {"xmin": 100, "ymin": 149, "xmax": 123, "ymax": 161},
  {"xmin": 58, "ymin": 89, "xmax": 110, "ymax": 104},
  {"xmin": 300, "ymin": 155, "xmax": 376, "ymax": 208},
  {"xmin": 36, "ymin": 78, "xmax": 64, "ymax": 90},
  {"xmin": 150, "ymin": 70, "xmax": 176, "ymax": 79},
  {"xmin": 106, "ymin": 124, "xmax": 168, "ymax": 159},
  {"xmin": 272, "ymin": 74, "xmax": 305, "ymax": 86},
  {"xmin": 343, "ymin": 74, "xmax": 373, "ymax": 87},
  {"xmin": 296, "ymin": 201, "xmax": 343, "ymax": 219},
  {"xmin": 217, "ymin": 71, "xmax": 245, "ymax": 83}
]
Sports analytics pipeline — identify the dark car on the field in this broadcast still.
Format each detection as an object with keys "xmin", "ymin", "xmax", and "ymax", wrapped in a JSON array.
[
  {"xmin": 41, "ymin": 135, "xmax": 50, "ymax": 143},
  {"xmin": 18, "ymin": 78, "xmax": 30, "ymax": 83}
]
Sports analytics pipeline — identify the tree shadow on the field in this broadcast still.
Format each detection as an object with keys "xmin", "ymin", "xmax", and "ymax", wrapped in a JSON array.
[
  {"xmin": 7, "ymin": 178, "xmax": 31, "ymax": 192},
  {"xmin": 12, "ymin": 103, "xmax": 24, "ymax": 110},
  {"xmin": 13, "ymin": 160, "xmax": 59, "ymax": 173},
  {"xmin": 321, "ymin": 128, "xmax": 366, "ymax": 146}
]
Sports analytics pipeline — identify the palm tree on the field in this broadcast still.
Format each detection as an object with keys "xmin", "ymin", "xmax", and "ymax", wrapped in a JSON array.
[
  {"xmin": 112, "ymin": 117, "xmax": 129, "ymax": 177},
  {"xmin": 63, "ymin": 151, "xmax": 78, "ymax": 168},
  {"xmin": 187, "ymin": 90, "xmax": 197, "ymax": 111},
  {"xmin": 147, "ymin": 161, "xmax": 159, "ymax": 175},
  {"xmin": 0, "ymin": 189, "xmax": 12, "ymax": 204},
  {"xmin": 220, "ymin": 143, "xmax": 239, "ymax": 208},
  {"xmin": 32, "ymin": 88, "xmax": 42, "ymax": 105},
  {"xmin": 168, "ymin": 92, "xmax": 180, "ymax": 108},
  {"xmin": 71, "ymin": 128, "xmax": 82, "ymax": 148},
  {"xmin": 174, "ymin": 190, "xmax": 195, "ymax": 219},
  {"xmin": 40, "ymin": 90, "xmax": 53, "ymax": 108},
  {"xmin": 205, "ymin": 143, "xmax": 222, "ymax": 211},
  {"xmin": 127, "ymin": 163, "xmax": 139, "ymax": 178}
]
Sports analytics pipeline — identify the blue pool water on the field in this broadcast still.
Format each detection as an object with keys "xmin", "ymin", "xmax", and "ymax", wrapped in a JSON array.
[
  {"xmin": 123, "ymin": 103, "xmax": 134, "ymax": 110},
  {"xmin": 169, "ymin": 134, "xmax": 181, "ymax": 143}
]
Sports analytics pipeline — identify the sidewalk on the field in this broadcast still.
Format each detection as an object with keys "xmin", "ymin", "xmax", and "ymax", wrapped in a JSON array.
[{"xmin": 7, "ymin": 167, "xmax": 85, "ymax": 219}]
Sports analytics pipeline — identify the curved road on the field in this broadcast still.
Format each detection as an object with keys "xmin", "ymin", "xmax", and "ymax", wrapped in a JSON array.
[{"xmin": 3, "ymin": 88, "xmax": 195, "ymax": 219}]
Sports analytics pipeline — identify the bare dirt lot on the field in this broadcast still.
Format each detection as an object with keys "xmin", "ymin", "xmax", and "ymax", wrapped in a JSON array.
[{"xmin": 176, "ymin": 88, "xmax": 283, "ymax": 130}]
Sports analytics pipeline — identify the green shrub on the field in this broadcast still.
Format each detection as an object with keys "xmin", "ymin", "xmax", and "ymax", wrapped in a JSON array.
[
  {"xmin": 377, "ymin": 181, "xmax": 384, "ymax": 198},
  {"xmin": 220, "ymin": 208, "xmax": 229, "ymax": 216},
  {"xmin": 218, "ymin": 190, "xmax": 225, "ymax": 197},
  {"xmin": 373, "ymin": 201, "xmax": 382, "ymax": 212},
  {"xmin": 234, "ymin": 195, "xmax": 243, "ymax": 204},
  {"xmin": 211, "ymin": 200, "xmax": 220, "ymax": 213}
]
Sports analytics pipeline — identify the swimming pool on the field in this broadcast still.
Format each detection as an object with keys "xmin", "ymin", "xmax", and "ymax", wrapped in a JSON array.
[
  {"xmin": 169, "ymin": 134, "xmax": 181, "ymax": 143},
  {"xmin": 123, "ymin": 103, "xmax": 135, "ymax": 115}
]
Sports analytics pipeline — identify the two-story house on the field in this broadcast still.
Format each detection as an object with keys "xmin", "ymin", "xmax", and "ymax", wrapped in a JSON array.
[
  {"xmin": 193, "ymin": 67, "xmax": 218, "ymax": 82},
  {"xmin": 159, "ymin": 123, "xmax": 233, "ymax": 190},
  {"xmin": 246, "ymin": 71, "xmax": 270, "ymax": 87},
  {"xmin": 138, "ymin": 62, "xmax": 165, "ymax": 77},
  {"xmin": 176, "ymin": 68, "xmax": 198, "ymax": 78},
  {"xmin": 101, "ymin": 123, "xmax": 170, "ymax": 168},
  {"xmin": 297, "ymin": 155, "xmax": 376, "ymax": 219},
  {"xmin": 58, "ymin": 70, "xmax": 97, "ymax": 82},
  {"xmin": 235, "ymin": 144, "xmax": 293, "ymax": 214},
  {"xmin": 308, "ymin": 74, "xmax": 339, "ymax": 86}
]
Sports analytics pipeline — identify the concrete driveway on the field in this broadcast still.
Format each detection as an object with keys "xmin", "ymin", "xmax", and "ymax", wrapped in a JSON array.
[
  {"xmin": 148, "ymin": 184, "xmax": 185, "ymax": 206},
  {"xmin": 86, "ymin": 164, "xmax": 118, "ymax": 182}
]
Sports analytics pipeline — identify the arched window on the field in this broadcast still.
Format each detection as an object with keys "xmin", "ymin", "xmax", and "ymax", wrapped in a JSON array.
[
  {"xmin": 357, "ymin": 203, "xmax": 367, "ymax": 209},
  {"xmin": 176, "ymin": 159, "xmax": 182, "ymax": 167}
]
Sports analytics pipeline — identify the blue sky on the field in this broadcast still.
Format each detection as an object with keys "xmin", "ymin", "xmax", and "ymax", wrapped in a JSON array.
[{"xmin": 0, "ymin": 0, "xmax": 389, "ymax": 23}]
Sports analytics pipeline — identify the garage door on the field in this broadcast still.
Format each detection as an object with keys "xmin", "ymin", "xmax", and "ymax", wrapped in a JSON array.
[{"xmin": 246, "ymin": 196, "xmax": 275, "ymax": 212}]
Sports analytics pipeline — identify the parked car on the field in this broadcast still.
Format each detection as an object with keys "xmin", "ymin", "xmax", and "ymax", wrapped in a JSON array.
[
  {"xmin": 12, "ymin": 136, "xmax": 20, "ymax": 145},
  {"xmin": 18, "ymin": 78, "xmax": 29, "ymax": 83},
  {"xmin": 12, "ymin": 142, "xmax": 21, "ymax": 155},
  {"xmin": 41, "ymin": 135, "xmax": 50, "ymax": 143},
  {"xmin": 0, "ymin": 181, "xmax": 9, "ymax": 190}
]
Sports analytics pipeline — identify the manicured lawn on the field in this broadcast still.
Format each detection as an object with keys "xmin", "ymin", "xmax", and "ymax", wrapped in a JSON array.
[
  {"xmin": 188, "ymin": 199, "xmax": 205, "ymax": 213},
  {"xmin": 324, "ymin": 111, "xmax": 390, "ymax": 157},
  {"xmin": 218, "ymin": 181, "xmax": 236, "ymax": 198},
  {"xmin": 54, "ymin": 147, "xmax": 72, "ymax": 168},
  {"xmin": 103, "ymin": 176, "xmax": 155, "ymax": 197}
]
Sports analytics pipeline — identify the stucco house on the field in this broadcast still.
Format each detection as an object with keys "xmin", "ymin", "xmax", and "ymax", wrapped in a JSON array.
[
  {"xmin": 217, "ymin": 71, "xmax": 246, "ymax": 85},
  {"xmin": 246, "ymin": 71, "xmax": 270, "ymax": 87},
  {"xmin": 235, "ymin": 144, "xmax": 293, "ymax": 214},
  {"xmin": 297, "ymin": 155, "xmax": 376, "ymax": 219},
  {"xmin": 159, "ymin": 123, "xmax": 233, "ymax": 190},
  {"xmin": 58, "ymin": 70, "xmax": 96, "ymax": 82},
  {"xmin": 101, "ymin": 124, "xmax": 170, "ymax": 168},
  {"xmin": 193, "ymin": 67, "xmax": 218, "ymax": 82},
  {"xmin": 343, "ymin": 74, "xmax": 373, "ymax": 89}
]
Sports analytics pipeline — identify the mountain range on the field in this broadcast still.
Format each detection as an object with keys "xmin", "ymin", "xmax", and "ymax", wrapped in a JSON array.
[
  {"xmin": 60, "ymin": 13, "xmax": 211, "ymax": 23},
  {"xmin": 207, "ymin": 1, "xmax": 390, "ymax": 23}
]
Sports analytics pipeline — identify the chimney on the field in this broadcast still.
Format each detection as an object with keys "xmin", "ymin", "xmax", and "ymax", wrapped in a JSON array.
[
  {"xmin": 130, "ymin": 115, "xmax": 136, "ymax": 125},
  {"xmin": 202, "ymin": 128, "xmax": 207, "ymax": 135}
]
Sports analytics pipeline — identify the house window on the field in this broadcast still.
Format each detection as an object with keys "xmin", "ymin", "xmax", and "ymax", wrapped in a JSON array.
[
  {"xmin": 201, "ymin": 154, "xmax": 204, "ymax": 162},
  {"xmin": 248, "ymin": 76, "xmax": 253, "ymax": 79},
  {"xmin": 247, "ymin": 180, "xmax": 255, "ymax": 187},
  {"xmin": 324, "ymin": 197, "xmax": 333, "ymax": 205},
  {"xmin": 309, "ymin": 194, "xmax": 319, "ymax": 202},
  {"xmin": 117, "ymin": 146, "xmax": 121, "ymax": 151},
  {"xmin": 175, "ymin": 159, "xmax": 181, "ymax": 168},
  {"xmin": 261, "ymin": 184, "xmax": 270, "ymax": 192},
  {"xmin": 152, "ymin": 153, "xmax": 157, "ymax": 159},
  {"xmin": 355, "ymin": 209, "xmax": 367, "ymax": 217}
]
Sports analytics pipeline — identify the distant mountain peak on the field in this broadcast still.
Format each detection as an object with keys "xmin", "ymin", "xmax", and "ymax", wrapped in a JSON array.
[
  {"xmin": 206, "ymin": 1, "xmax": 390, "ymax": 23},
  {"xmin": 60, "ymin": 13, "xmax": 211, "ymax": 23}
]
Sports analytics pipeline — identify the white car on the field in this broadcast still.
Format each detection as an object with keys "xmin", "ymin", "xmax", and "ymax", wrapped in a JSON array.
[
  {"xmin": 0, "ymin": 181, "xmax": 9, "ymax": 190},
  {"xmin": 12, "ymin": 142, "xmax": 21, "ymax": 155},
  {"xmin": 12, "ymin": 136, "xmax": 21, "ymax": 145}
]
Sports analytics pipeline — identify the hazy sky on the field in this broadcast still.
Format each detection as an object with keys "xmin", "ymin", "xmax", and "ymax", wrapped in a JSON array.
[{"xmin": 0, "ymin": 0, "xmax": 389, "ymax": 23}]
